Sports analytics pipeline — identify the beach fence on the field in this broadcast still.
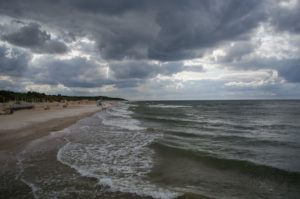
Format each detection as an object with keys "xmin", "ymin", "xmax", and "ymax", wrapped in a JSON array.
[
  {"xmin": 0, "ymin": 103, "xmax": 34, "ymax": 115},
  {"xmin": 10, "ymin": 104, "xmax": 34, "ymax": 112}
]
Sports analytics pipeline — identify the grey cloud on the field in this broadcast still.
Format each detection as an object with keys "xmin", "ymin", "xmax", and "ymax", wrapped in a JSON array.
[
  {"xmin": 213, "ymin": 36, "xmax": 300, "ymax": 84},
  {"xmin": 114, "ymin": 79, "xmax": 142, "ymax": 88},
  {"xmin": 160, "ymin": 62, "xmax": 185, "ymax": 75},
  {"xmin": 97, "ymin": 0, "xmax": 265, "ymax": 61},
  {"xmin": 110, "ymin": 61, "xmax": 159, "ymax": 79},
  {"xmin": 69, "ymin": 0, "xmax": 147, "ymax": 15},
  {"xmin": 218, "ymin": 42, "xmax": 255, "ymax": 63},
  {"xmin": 1, "ymin": 0, "xmax": 300, "ymax": 99},
  {"xmin": 70, "ymin": 0, "xmax": 266, "ymax": 61},
  {"xmin": 43, "ymin": 40, "xmax": 69, "ymax": 54},
  {"xmin": 32, "ymin": 57, "xmax": 108, "ymax": 88},
  {"xmin": 183, "ymin": 65, "xmax": 204, "ymax": 72},
  {"xmin": 109, "ymin": 61, "xmax": 185, "ymax": 79},
  {"xmin": 97, "ymin": 25, "xmax": 154, "ymax": 60},
  {"xmin": 220, "ymin": 55, "xmax": 300, "ymax": 83},
  {"xmin": 277, "ymin": 61, "xmax": 300, "ymax": 83},
  {"xmin": 0, "ymin": 45, "xmax": 31, "ymax": 77},
  {"xmin": 0, "ymin": 0, "xmax": 266, "ymax": 61},
  {"xmin": 271, "ymin": 1, "xmax": 300, "ymax": 34},
  {"xmin": 2, "ymin": 23, "xmax": 49, "ymax": 47},
  {"xmin": 2, "ymin": 23, "xmax": 68, "ymax": 54},
  {"xmin": 32, "ymin": 57, "xmax": 146, "ymax": 89},
  {"xmin": 0, "ymin": 79, "xmax": 24, "ymax": 91},
  {"xmin": 250, "ymin": 59, "xmax": 300, "ymax": 83},
  {"xmin": 148, "ymin": 0, "xmax": 265, "ymax": 61}
]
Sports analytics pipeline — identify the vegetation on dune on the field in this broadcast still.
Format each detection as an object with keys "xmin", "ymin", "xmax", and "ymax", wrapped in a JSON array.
[{"xmin": 0, "ymin": 90, "xmax": 125, "ymax": 103}]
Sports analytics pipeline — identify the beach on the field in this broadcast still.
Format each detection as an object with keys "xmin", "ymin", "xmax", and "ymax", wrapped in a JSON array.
[
  {"xmin": 0, "ymin": 101, "xmax": 163, "ymax": 199},
  {"xmin": 0, "ymin": 102, "xmax": 113, "ymax": 150},
  {"xmin": 1, "ymin": 100, "xmax": 299, "ymax": 199}
]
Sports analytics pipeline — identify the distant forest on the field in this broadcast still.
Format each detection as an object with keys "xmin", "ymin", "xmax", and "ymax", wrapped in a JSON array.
[{"xmin": 0, "ymin": 90, "xmax": 125, "ymax": 103}]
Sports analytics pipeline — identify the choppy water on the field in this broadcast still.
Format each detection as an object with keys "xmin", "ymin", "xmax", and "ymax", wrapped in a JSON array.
[
  {"xmin": 2, "ymin": 100, "xmax": 300, "ymax": 199},
  {"xmin": 131, "ymin": 100, "xmax": 300, "ymax": 198}
]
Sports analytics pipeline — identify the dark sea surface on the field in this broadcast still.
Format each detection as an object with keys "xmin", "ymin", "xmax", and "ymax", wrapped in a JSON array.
[
  {"xmin": 1, "ymin": 100, "xmax": 300, "ymax": 199},
  {"xmin": 130, "ymin": 100, "xmax": 300, "ymax": 198}
]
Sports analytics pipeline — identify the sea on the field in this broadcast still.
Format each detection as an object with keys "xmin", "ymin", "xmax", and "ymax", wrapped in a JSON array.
[{"xmin": 1, "ymin": 100, "xmax": 300, "ymax": 199}]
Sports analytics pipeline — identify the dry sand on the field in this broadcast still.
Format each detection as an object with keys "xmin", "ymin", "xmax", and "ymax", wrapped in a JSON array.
[{"xmin": 0, "ymin": 102, "xmax": 115, "ymax": 150}]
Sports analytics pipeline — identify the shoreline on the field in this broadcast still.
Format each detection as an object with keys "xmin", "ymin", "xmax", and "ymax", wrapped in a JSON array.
[
  {"xmin": 0, "ymin": 101, "xmax": 208, "ymax": 199},
  {"xmin": 0, "ymin": 102, "xmax": 115, "ymax": 150}
]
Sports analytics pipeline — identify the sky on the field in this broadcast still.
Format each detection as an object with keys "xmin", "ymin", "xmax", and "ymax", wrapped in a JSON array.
[{"xmin": 0, "ymin": 0, "xmax": 300, "ymax": 100}]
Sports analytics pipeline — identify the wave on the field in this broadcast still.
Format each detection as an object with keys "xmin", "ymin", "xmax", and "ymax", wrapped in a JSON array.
[
  {"xmin": 101, "ymin": 115, "xmax": 145, "ymax": 131},
  {"xmin": 57, "ymin": 137, "xmax": 178, "ymax": 199},
  {"xmin": 20, "ymin": 179, "xmax": 40, "ymax": 199},
  {"xmin": 147, "ymin": 104, "xmax": 192, "ymax": 108},
  {"xmin": 152, "ymin": 142, "xmax": 300, "ymax": 184},
  {"xmin": 160, "ymin": 129, "xmax": 300, "ymax": 149},
  {"xmin": 137, "ymin": 114, "xmax": 258, "ymax": 132},
  {"xmin": 138, "ymin": 115, "xmax": 205, "ymax": 124},
  {"xmin": 98, "ymin": 105, "xmax": 145, "ymax": 131},
  {"xmin": 107, "ymin": 105, "xmax": 134, "ymax": 118},
  {"xmin": 57, "ymin": 106, "xmax": 179, "ymax": 199}
]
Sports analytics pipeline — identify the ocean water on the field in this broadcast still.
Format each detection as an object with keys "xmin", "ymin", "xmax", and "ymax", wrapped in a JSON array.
[
  {"xmin": 131, "ymin": 100, "xmax": 300, "ymax": 198},
  {"xmin": 2, "ymin": 100, "xmax": 300, "ymax": 199}
]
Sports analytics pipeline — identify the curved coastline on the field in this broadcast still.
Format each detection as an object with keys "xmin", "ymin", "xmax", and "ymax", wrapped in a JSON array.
[{"xmin": 0, "ymin": 104, "xmax": 107, "ymax": 150}]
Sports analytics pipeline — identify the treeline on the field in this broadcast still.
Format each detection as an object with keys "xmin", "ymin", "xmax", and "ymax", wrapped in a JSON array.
[{"xmin": 0, "ymin": 90, "xmax": 125, "ymax": 103}]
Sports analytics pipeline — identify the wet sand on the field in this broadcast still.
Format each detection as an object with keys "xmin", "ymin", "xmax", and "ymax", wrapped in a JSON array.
[
  {"xmin": 0, "ymin": 101, "xmax": 204, "ymax": 199},
  {"xmin": 0, "ymin": 101, "xmax": 157, "ymax": 199},
  {"xmin": 0, "ymin": 103, "xmax": 110, "ymax": 150}
]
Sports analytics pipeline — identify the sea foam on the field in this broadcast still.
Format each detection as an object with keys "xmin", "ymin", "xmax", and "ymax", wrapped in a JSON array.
[{"xmin": 57, "ymin": 103, "xmax": 179, "ymax": 199}]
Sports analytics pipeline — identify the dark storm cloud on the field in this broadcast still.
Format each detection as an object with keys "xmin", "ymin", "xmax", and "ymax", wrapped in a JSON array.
[
  {"xmin": 1, "ymin": 0, "xmax": 300, "ymax": 96},
  {"xmin": 29, "ymin": 58, "xmax": 201, "ymax": 89},
  {"xmin": 32, "ymin": 57, "xmax": 108, "ymax": 88},
  {"xmin": 2, "ymin": 23, "xmax": 49, "ymax": 47},
  {"xmin": 113, "ymin": 79, "xmax": 142, "ymax": 88},
  {"xmin": 219, "ymin": 54, "xmax": 300, "ymax": 83},
  {"xmin": 109, "ymin": 61, "xmax": 188, "ymax": 79},
  {"xmin": 213, "ymin": 33, "xmax": 300, "ymax": 84},
  {"xmin": 0, "ymin": 0, "xmax": 266, "ymax": 61},
  {"xmin": 97, "ymin": 21, "xmax": 155, "ymax": 60},
  {"xmin": 0, "ymin": 45, "xmax": 31, "ymax": 77},
  {"xmin": 0, "ymin": 79, "xmax": 24, "ymax": 91},
  {"xmin": 69, "ymin": 0, "xmax": 147, "ymax": 15},
  {"xmin": 2, "ymin": 23, "xmax": 68, "ymax": 54},
  {"xmin": 110, "ymin": 61, "xmax": 159, "ymax": 79},
  {"xmin": 217, "ymin": 42, "xmax": 255, "ymax": 63},
  {"xmin": 31, "ymin": 57, "xmax": 147, "ymax": 88},
  {"xmin": 96, "ymin": 0, "xmax": 266, "ymax": 61},
  {"xmin": 271, "ymin": 0, "xmax": 300, "ymax": 34},
  {"xmin": 277, "ymin": 60, "xmax": 300, "ymax": 83},
  {"xmin": 183, "ymin": 65, "xmax": 204, "ymax": 72},
  {"xmin": 148, "ymin": 0, "xmax": 265, "ymax": 61}
]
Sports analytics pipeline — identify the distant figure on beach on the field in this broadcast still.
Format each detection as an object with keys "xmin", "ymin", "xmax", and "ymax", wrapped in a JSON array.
[{"xmin": 96, "ymin": 100, "xmax": 102, "ymax": 107}]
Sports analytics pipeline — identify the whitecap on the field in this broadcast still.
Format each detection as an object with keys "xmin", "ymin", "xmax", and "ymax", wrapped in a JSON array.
[
  {"xmin": 57, "ymin": 104, "xmax": 179, "ymax": 199},
  {"xmin": 148, "ymin": 104, "xmax": 192, "ymax": 108}
]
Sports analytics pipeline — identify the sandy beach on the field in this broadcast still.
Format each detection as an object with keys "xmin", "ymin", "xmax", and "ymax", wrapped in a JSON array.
[
  {"xmin": 0, "ymin": 100, "xmax": 152, "ymax": 199},
  {"xmin": 0, "ymin": 101, "xmax": 114, "ymax": 150}
]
